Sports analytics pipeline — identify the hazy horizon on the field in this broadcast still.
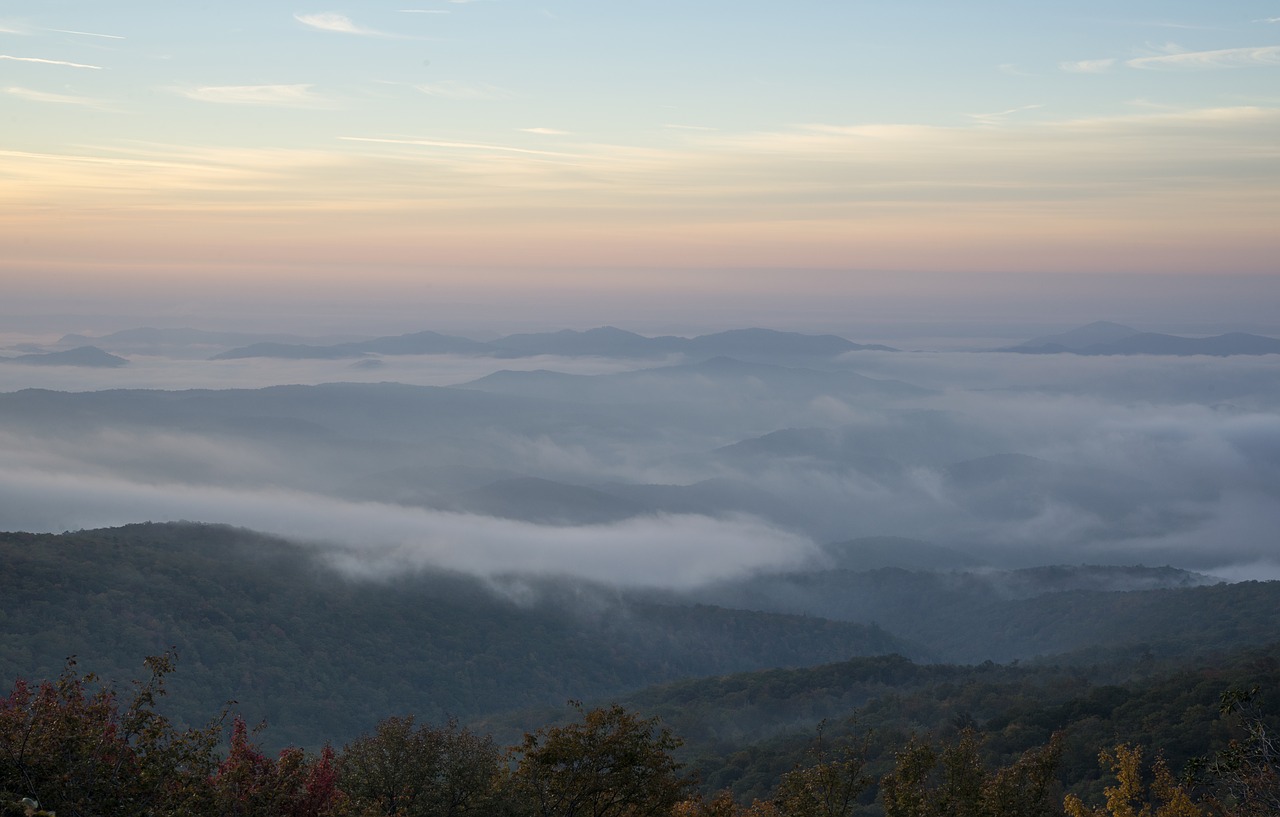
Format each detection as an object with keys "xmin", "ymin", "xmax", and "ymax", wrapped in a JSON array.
[
  {"xmin": 4, "ymin": 270, "xmax": 1280, "ymax": 350},
  {"xmin": 3, "ymin": 3, "xmax": 1278, "ymax": 588}
]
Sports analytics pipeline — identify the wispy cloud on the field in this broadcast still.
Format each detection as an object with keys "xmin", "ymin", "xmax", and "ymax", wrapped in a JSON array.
[
  {"xmin": 1127, "ymin": 45, "xmax": 1280, "ymax": 70},
  {"xmin": 0, "ymin": 54, "xmax": 102, "ymax": 69},
  {"xmin": 398, "ymin": 8, "xmax": 450, "ymax": 13},
  {"xmin": 0, "ymin": 467, "xmax": 816, "ymax": 589},
  {"xmin": 177, "ymin": 84, "xmax": 330, "ymax": 107},
  {"xmin": 968, "ymin": 103, "xmax": 1044, "ymax": 122},
  {"xmin": 1060, "ymin": 58, "xmax": 1116, "ymax": 73},
  {"xmin": 48, "ymin": 28, "xmax": 125, "ymax": 40},
  {"xmin": 0, "ymin": 22, "xmax": 124, "ymax": 38},
  {"xmin": 340, "ymin": 135, "xmax": 577, "ymax": 158},
  {"xmin": 415, "ymin": 80, "xmax": 511, "ymax": 99},
  {"xmin": 5, "ymin": 105, "xmax": 1278, "ymax": 276},
  {"xmin": 1142, "ymin": 21, "xmax": 1229, "ymax": 31},
  {"xmin": 520, "ymin": 127, "xmax": 570, "ymax": 135},
  {"xmin": 294, "ymin": 12, "xmax": 396, "ymax": 37},
  {"xmin": 3, "ymin": 86, "xmax": 109, "ymax": 108}
]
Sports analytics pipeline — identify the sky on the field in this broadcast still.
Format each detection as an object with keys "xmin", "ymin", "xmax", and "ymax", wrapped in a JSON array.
[{"xmin": 2, "ymin": 1, "xmax": 1279, "ymax": 327}]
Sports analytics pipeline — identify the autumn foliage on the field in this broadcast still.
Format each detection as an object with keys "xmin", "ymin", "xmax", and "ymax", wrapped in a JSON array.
[{"xmin": 0, "ymin": 655, "xmax": 1275, "ymax": 817}]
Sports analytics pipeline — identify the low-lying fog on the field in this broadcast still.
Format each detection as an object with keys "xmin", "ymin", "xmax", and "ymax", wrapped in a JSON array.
[{"xmin": 2, "ymin": 328, "xmax": 1277, "ymax": 585}]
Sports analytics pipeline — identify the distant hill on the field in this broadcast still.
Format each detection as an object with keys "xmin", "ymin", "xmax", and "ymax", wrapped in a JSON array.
[
  {"xmin": 685, "ymin": 328, "xmax": 897, "ymax": 357},
  {"xmin": 683, "ymin": 564, "xmax": 1259, "ymax": 664},
  {"xmin": 1001, "ymin": 321, "xmax": 1140, "ymax": 352},
  {"xmin": 444, "ymin": 476, "xmax": 650, "ymax": 525},
  {"xmin": 212, "ymin": 326, "xmax": 897, "ymax": 362},
  {"xmin": 1002, "ymin": 322, "xmax": 1280, "ymax": 356},
  {"xmin": 707, "ymin": 409, "xmax": 992, "ymax": 473},
  {"xmin": 1, "ymin": 345, "xmax": 128, "ymax": 367},
  {"xmin": 460, "ymin": 357, "xmax": 926, "ymax": 406},
  {"xmin": 209, "ymin": 342, "xmax": 364, "ymax": 360},
  {"xmin": 485, "ymin": 326, "xmax": 683, "ymax": 358},
  {"xmin": 348, "ymin": 330, "xmax": 493, "ymax": 356}
]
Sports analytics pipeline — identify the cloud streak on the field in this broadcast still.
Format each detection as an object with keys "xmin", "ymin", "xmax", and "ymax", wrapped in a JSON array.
[
  {"xmin": 0, "ymin": 54, "xmax": 101, "ymax": 69},
  {"xmin": 177, "ymin": 84, "xmax": 330, "ymax": 107},
  {"xmin": 294, "ymin": 12, "xmax": 399, "ymax": 38},
  {"xmin": 48, "ymin": 28, "xmax": 125, "ymax": 40},
  {"xmin": 0, "ymin": 467, "xmax": 817, "ymax": 588},
  {"xmin": 968, "ymin": 103, "xmax": 1044, "ymax": 122},
  {"xmin": 1060, "ymin": 58, "xmax": 1116, "ymax": 73},
  {"xmin": 339, "ymin": 135, "xmax": 578, "ymax": 158},
  {"xmin": 415, "ymin": 80, "xmax": 512, "ymax": 99},
  {"xmin": 1127, "ymin": 45, "xmax": 1280, "ymax": 70},
  {"xmin": 3, "ymin": 104, "xmax": 1277, "ymax": 275}
]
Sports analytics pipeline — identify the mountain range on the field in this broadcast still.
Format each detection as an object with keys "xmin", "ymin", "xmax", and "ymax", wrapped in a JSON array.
[
  {"xmin": 1001, "ymin": 321, "xmax": 1280, "ymax": 356},
  {"xmin": 212, "ymin": 326, "xmax": 897, "ymax": 361}
]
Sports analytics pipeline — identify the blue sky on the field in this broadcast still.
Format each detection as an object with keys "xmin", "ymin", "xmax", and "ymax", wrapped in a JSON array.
[{"xmin": 2, "ymin": 1, "xmax": 1278, "ymax": 319}]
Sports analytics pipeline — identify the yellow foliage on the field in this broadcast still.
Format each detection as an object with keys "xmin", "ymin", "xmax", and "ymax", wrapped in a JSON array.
[
  {"xmin": 669, "ymin": 791, "xmax": 777, "ymax": 817},
  {"xmin": 1063, "ymin": 744, "xmax": 1204, "ymax": 817}
]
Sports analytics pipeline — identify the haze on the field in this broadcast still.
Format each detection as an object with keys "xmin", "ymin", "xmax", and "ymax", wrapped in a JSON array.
[
  {"xmin": 2, "ymin": 2, "xmax": 1278, "ymax": 588},
  {"xmin": 1, "ymin": 318, "xmax": 1277, "ymax": 587}
]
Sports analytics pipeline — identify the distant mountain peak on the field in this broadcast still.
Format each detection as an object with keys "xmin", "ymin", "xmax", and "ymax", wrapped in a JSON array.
[
  {"xmin": 1003, "ymin": 321, "xmax": 1140, "ymax": 353},
  {"xmin": 3, "ymin": 345, "xmax": 128, "ymax": 368}
]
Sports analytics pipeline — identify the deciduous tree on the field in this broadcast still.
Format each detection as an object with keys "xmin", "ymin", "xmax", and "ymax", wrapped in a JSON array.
[
  {"xmin": 1064, "ymin": 744, "xmax": 1202, "ymax": 817},
  {"xmin": 511, "ymin": 703, "xmax": 689, "ymax": 817},
  {"xmin": 339, "ymin": 715, "xmax": 504, "ymax": 817}
]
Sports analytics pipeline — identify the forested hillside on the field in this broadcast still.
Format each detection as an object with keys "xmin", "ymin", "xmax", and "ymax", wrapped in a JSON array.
[
  {"xmin": 0, "ymin": 522, "xmax": 905, "ymax": 747},
  {"xmin": 684, "ymin": 565, "xmax": 1279, "ymax": 662},
  {"xmin": 6, "ymin": 520, "xmax": 1280, "ymax": 761},
  {"xmin": 594, "ymin": 646, "xmax": 1280, "ymax": 803},
  {"xmin": 3, "ymin": 642, "xmax": 1277, "ymax": 816}
]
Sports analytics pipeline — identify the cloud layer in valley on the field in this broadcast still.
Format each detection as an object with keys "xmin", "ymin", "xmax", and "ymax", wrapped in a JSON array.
[{"xmin": 0, "ymin": 333, "xmax": 1277, "ymax": 585}]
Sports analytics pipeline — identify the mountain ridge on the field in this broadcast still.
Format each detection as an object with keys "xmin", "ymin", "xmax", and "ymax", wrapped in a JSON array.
[
  {"xmin": 1001, "ymin": 322, "xmax": 1280, "ymax": 356},
  {"xmin": 212, "ymin": 326, "xmax": 899, "ymax": 361}
]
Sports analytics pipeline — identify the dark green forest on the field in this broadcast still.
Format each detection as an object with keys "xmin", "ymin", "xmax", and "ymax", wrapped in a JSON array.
[
  {"xmin": 0, "ymin": 523, "xmax": 905, "ymax": 748},
  {"xmin": 2, "ymin": 522, "xmax": 1278, "ymax": 816},
  {"xmin": 4, "ymin": 643, "xmax": 1278, "ymax": 815}
]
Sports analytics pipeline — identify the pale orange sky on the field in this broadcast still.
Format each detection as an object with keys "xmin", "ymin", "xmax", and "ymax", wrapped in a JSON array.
[{"xmin": 3, "ymin": 2, "xmax": 1279, "ymax": 315}]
